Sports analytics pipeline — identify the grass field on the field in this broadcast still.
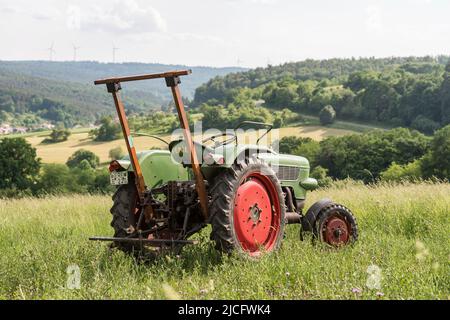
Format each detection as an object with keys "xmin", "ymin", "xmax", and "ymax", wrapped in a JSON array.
[
  {"xmin": 0, "ymin": 181, "xmax": 448, "ymax": 300},
  {"xmin": 25, "ymin": 125, "xmax": 356, "ymax": 164}
]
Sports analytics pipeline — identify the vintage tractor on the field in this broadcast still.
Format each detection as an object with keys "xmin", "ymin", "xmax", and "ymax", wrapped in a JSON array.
[{"xmin": 91, "ymin": 70, "xmax": 358, "ymax": 257}]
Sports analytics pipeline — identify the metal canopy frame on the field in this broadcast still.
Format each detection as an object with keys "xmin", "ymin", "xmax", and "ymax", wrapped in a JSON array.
[{"xmin": 94, "ymin": 69, "xmax": 208, "ymax": 219}]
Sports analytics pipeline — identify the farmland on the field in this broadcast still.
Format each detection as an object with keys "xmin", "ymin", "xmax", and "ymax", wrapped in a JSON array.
[{"xmin": 0, "ymin": 181, "xmax": 448, "ymax": 299}]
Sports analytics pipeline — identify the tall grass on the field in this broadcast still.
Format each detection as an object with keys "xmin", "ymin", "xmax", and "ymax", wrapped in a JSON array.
[{"xmin": 0, "ymin": 182, "xmax": 449, "ymax": 300}]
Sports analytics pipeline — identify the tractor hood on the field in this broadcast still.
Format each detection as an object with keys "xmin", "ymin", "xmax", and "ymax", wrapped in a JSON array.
[{"xmin": 118, "ymin": 150, "xmax": 190, "ymax": 188}]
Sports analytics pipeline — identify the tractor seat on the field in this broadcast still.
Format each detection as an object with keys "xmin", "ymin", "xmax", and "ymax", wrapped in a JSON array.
[{"xmin": 168, "ymin": 139, "xmax": 214, "ymax": 167}]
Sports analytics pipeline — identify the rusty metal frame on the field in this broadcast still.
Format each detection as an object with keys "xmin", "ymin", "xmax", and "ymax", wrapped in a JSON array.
[{"xmin": 94, "ymin": 70, "xmax": 208, "ymax": 219}]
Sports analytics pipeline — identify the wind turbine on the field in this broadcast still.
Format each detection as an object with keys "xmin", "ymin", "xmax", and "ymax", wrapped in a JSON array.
[
  {"xmin": 112, "ymin": 44, "xmax": 119, "ymax": 63},
  {"xmin": 73, "ymin": 44, "xmax": 81, "ymax": 61},
  {"xmin": 48, "ymin": 42, "xmax": 56, "ymax": 61},
  {"xmin": 236, "ymin": 57, "xmax": 243, "ymax": 67}
]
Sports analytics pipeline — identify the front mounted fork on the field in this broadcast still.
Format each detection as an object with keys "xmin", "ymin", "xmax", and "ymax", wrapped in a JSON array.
[{"xmin": 95, "ymin": 70, "xmax": 209, "ymax": 221}]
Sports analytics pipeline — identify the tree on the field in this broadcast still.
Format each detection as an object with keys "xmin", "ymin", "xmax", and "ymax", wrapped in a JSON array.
[
  {"xmin": 0, "ymin": 138, "xmax": 41, "ymax": 190},
  {"xmin": 66, "ymin": 149, "xmax": 100, "ymax": 169},
  {"xmin": 411, "ymin": 115, "xmax": 440, "ymax": 135},
  {"xmin": 273, "ymin": 117, "xmax": 283, "ymax": 129},
  {"xmin": 440, "ymin": 64, "xmax": 450, "ymax": 125},
  {"xmin": 310, "ymin": 166, "xmax": 333, "ymax": 187},
  {"xmin": 37, "ymin": 163, "xmax": 72, "ymax": 193},
  {"xmin": 296, "ymin": 80, "xmax": 317, "ymax": 110},
  {"xmin": 277, "ymin": 136, "xmax": 320, "ymax": 166},
  {"xmin": 89, "ymin": 169, "xmax": 114, "ymax": 194},
  {"xmin": 421, "ymin": 125, "xmax": 450, "ymax": 180},
  {"xmin": 262, "ymin": 84, "xmax": 298, "ymax": 109},
  {"xmin": 42, "ymin": 128, "xmax": 71, "ymax": 143},
  {"xmin": 109, "ymin": 146, "xmax": 125, "ymax": 160},
  {"xmin": 317, "ymin": 128, "xmax": 430, "ymax": 182},
  {"xmin": 380, "ymin": 160, "xmax": 422, "ymax": 182},
  {"xmin": 90, "ymin": 116, "xmax": 121, "ymax": 141},
  {"xmin": 278, "ymin": 136, "xmax": 312, "ymax": 154},
  {"xmin": 37, "ymin": 163, "xmax": 114, "ymax": 195},
  {"xmin": 319, "ymin": 105, "xmax": 336, "ymax": 125}
]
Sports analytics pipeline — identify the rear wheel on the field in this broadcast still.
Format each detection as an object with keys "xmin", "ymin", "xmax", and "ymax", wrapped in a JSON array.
[
  {"xmin": 209, "ymin": 158, "xmax": 285, "ymax": 257},
  {"xmin": 110, "ymin": 183, "xmax": 138, "ymax": 253}
]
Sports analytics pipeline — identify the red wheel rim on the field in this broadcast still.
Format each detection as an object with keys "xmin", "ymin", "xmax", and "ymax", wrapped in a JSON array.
[
  {"xmin": 233, "ymin": 172, "xmax": 281, "ymax": 256},
  {"xmin": 322, "ymin": 214, "xmax": 350, "ymax": 246}
]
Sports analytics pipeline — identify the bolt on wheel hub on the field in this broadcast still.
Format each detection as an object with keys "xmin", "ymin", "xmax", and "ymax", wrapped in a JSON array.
[{"xmin": 249, "ymin": 203, "xmax": 262, "ymax": 224}]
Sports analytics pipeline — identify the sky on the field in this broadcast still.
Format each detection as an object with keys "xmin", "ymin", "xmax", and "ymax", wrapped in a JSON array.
[{"xmin": 0, "ymin": 0, "xmax": 449, "ymax": 67}]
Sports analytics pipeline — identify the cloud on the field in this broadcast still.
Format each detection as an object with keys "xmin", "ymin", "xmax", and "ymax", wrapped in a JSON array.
[
  {"xmin": 225, "ymin": 0, "xmax": 277, "ymax": 5},
  {"xmin": 2, "ymin": 5, "xmax": 20, "ymax": 14},
  {"xmin": 32, "ymin": 7, "xmax": 61, "ymax": 21},
  {"xmin": 172, "ymin": 33, "xmax": 228, "ymax": 46},
  {"xmin": 365, "ymin": 6, "xmax": 383, "ymax": 33},
  {"xmin": 67, "ymin": 0, "xmax": 167, "ymax": 34},
  {"xmin": 250, "ymin": 0, "xmax": 277, "ymax": 4}
]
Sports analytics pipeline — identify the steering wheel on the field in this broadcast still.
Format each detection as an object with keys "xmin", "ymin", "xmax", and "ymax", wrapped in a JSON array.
[{"xmin": 202, "ymin": 132, "xmax": 236, "ymax": 148}]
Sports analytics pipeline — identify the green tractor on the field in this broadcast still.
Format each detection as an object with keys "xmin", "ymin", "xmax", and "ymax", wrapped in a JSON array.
[{"xmin": 92, "ymin": 70, "xmax": 358, "ymax": 258}]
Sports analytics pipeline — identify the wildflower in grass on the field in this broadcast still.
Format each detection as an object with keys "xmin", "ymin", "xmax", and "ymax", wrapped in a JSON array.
[
  {"xmin": 376, "ymin": 291, "xmax": 384, "ymax": 297},
  {"xmin": 199, "ymin": 288, "xmax": 208, "ymax": 294},
  {"xmin": 285, "ymin": 272, "xmax": 290, "ymax": 277},
  {"xmin": 352, "ymin": 287, "xmax": 362, "ymax": 294}
]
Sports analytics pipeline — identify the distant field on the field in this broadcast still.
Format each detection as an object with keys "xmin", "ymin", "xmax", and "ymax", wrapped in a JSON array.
[
  {"xmin": 0, "ymin": 182, "xmax": 448, "ymax": 299},
  {"xmin": 25, "ymin": 125, "xmax": 356, "ymax": 164},
  {"xmin": 300, "ymin": 116, "xmax": 391, "ymax": 132},
  {"xmin": 26, "ymin": 132, "xmax": 170, "ymax": 164}
]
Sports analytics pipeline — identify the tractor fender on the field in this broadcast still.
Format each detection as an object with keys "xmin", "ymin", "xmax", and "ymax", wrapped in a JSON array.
[{"xmin": 301, "ymin": 198, "xmax": 334, "ymax": 232}]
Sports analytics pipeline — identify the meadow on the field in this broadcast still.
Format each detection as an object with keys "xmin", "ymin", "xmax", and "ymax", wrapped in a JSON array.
[{"xmin": 0, "ymin": 181, "xmax": 448, "ymax": 300}]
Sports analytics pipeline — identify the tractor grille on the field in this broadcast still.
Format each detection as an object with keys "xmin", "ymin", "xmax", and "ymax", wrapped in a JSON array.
[{"xmin": 275, "ymin": 166, "xmax": 300, "ymax": 181}]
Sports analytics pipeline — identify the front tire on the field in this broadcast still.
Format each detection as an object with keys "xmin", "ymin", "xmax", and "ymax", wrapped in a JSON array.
[
  {"xmin": 209, "ymin": 158, "xmax": 285, "ymax": 257},
  {"xmin": 314, "ymin": 203, "xmax": 358, "ymax": 246}
]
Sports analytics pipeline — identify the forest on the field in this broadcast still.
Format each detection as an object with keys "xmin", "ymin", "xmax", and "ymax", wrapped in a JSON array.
[
  {"xmin": 193, "ymin": 56, "xmax": 450, "ymax": 134},
  {"xmin": 0, "ymin": 70, "xmax": 161, "ymax": 127},
  {"xmin": 0, "ymin": 61, "xmax": 245, "ymax": 128}
]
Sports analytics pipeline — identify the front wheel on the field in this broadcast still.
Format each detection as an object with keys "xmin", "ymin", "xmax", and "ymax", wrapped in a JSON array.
[
  {"xmin": 209, "ymin": 158, "xmax": 286, "ymax": 257},
  {"xmin": 314, "ymin": 203, "xmax": 358, "ymax": 246}
]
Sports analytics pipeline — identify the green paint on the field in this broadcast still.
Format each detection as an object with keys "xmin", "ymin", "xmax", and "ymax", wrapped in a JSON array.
[
  {"xmin": 201, "ymin": 144, "xmax": 316, "ymax": 200},
  {"xmin": 121, "ymin": 142, "xmax": 317, "ymax": 200},
  {"xmin": 119, "ymin": 150, "xmax": 190, "ymax": 188}
]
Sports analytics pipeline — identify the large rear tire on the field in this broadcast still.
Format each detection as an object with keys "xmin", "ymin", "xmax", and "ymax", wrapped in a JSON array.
[
  {"xmin": 110, "ymin": 183, "xmax": 138, "ymax": 253},
  {"xmin": 209, "ymin": 157, "xmax": 285, "ymax": 257}
]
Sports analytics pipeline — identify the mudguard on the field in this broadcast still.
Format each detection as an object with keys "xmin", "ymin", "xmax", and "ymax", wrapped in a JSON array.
[{"xmin": 301, "ymin": 198, "xmax": 334, "ymax": 232}]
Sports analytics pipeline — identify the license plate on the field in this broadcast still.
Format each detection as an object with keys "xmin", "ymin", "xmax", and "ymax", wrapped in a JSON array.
[{"xmin": 110, "ymin": 171, "xmax": 128, "ymax": 185}]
